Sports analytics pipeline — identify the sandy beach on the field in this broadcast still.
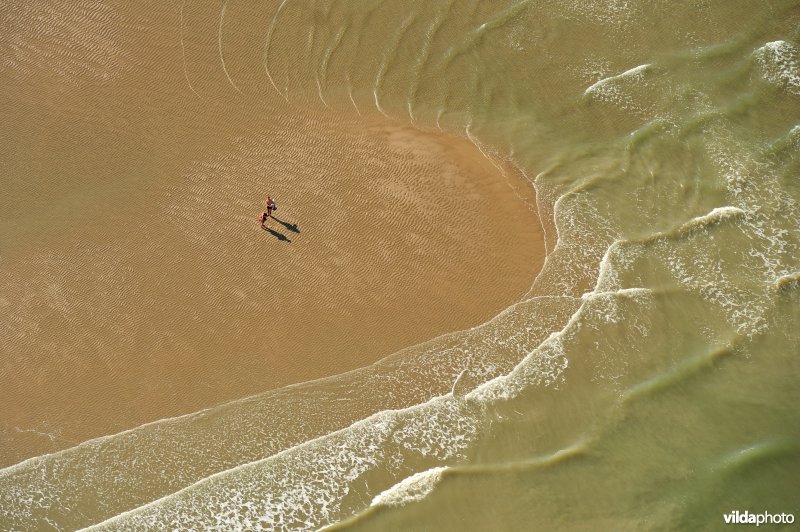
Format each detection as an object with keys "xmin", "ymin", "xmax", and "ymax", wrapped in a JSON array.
[
  {"xmin": 3, "ymin": 0, "xmax": 799, "ymax": 530},
  {"xmin": 0, "ymin": 1, "xmax": 544, "ymax": 465}
]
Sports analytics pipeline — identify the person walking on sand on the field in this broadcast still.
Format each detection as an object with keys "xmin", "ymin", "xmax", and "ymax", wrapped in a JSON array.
[{"xmin": 260, "ymin": 196, "xmax": 277, "ymax": 228}]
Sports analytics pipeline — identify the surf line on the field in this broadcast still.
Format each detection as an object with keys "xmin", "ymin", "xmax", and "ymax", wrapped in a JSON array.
[
  {"xmin": 264, "ymin": 0, "xmax": 291, "ymax": 101},
  {"xmin": 372, "ymin": 13, "xmax": 417, "ymax": 119},
  {"xmin": 346, "ymin": 75, "xmax": 361, "ymax": 115},
  {"xmin": 180, "ymin": 0, "xmax": 202, "ymax": 99},
  {"xmin": 218, "ymin": 0, "xmax": 243, "ymax": 94}
]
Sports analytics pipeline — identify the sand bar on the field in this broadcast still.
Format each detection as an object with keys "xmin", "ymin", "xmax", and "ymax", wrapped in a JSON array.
[{"xmin": 0, "ymin": 0, "xmax": 544, "ymax": 467}]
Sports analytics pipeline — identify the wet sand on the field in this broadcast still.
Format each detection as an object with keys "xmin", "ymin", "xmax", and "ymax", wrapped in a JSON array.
[
  {"xmin": 0, "ymin": 0, "xmax": 544, "ymax": 467},
  {"xmin": 4, "ymin": 1, "xmax": 800, "ymax": 529}
]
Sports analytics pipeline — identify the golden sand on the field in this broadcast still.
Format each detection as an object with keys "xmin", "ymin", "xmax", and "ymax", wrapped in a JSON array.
[{"xmin": 0, "ymin": 1, "xmax": 545, "ymax": 467}]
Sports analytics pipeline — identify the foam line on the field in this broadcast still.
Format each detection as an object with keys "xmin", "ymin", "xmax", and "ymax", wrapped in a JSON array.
[
  {"xmin": 372, "ymin": 13, "xmax": 416, "ymax": 119},
  {"xmin": 370, "ymin": 467, "xmax": 447, "ymax": 507},
  {"xmin": 263, "ymin": 0, "xmax": 290, "ymax": 100},
  {"xmin": 217, "ymin": 1, "xmax": 242, "ymax": 94},
  {"xmin": 316, "ymin": 77, "xmax": 331, "ymax": 108},
  {"xmin": 346, "ymin": 76, "xmax": 361, "ymax": 115},
  {"xmin": 584, "ymin": 64, "xmax": 651, "ymax": 96},
  {"xmin": 775, "ymin": 272, "xmax": 800, "ymax": 291},
  {"xmin": 406, "ymin": 5, "xmax": 452, "ymax": 122},
  {"xmin": 318, "ymin": 24, "xmax": 347, "ymax": 87},
  {"xmin": 439, "ymin": 0, "xmax": 531, "ymax": 70}
]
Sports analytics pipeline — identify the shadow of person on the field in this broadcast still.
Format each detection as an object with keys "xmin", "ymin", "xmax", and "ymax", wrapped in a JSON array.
[
  {"xmin": 263, "ymin": 226, "xmax": 291, "ymax": 242},
  {"xmin": 271, "ymin": 216, "xmax": 300, "ymax": 233}
]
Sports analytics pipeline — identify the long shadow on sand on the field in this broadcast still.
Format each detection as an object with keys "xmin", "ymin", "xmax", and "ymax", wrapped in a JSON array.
[
  {"xmin": 262, "ymin": 226, "xmax": 291, "ymax": 242},
  {"xmin": 271, "ymin": 216, "xmax": 300, "ymax": 234}
]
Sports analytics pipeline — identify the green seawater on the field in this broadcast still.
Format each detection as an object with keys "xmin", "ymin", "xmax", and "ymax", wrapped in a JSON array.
[{"xmin": 2, "ymin": 0, "xmax": 799, "ymax": 530}]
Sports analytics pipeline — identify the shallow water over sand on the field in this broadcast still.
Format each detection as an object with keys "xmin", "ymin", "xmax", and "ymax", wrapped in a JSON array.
[{"xmin": 1, "ymin": 0, "xmax": 799, "ymax": 530}]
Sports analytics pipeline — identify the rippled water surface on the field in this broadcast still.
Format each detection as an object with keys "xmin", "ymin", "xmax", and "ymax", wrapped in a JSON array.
[{"xmin": 1, "ymin": 0, "xmax": 799, "ymax": 530}]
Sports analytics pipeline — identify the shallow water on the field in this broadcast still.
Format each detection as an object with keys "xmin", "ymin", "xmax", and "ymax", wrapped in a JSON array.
[{"xmin": 2, "ymin": 0, "xmax": 799, "ymax": 530}]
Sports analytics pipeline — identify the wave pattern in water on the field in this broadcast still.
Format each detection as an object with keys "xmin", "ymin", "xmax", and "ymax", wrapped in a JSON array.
[{"xmin": 2, "ymin": 0, "xmax": 800, "ymax": 530}]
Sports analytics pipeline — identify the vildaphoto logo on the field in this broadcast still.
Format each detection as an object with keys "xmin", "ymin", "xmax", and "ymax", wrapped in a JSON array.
[{"xmin": 723, "ymin": 510, "xmax": 795, "ymax": 526}]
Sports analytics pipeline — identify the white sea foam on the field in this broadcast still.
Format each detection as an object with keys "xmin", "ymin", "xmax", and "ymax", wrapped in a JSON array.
[
  {"xmin": 654, "ymin": 136, "xmax": 800, "ymax": 339},
  {"xmin": 78, "ymin": 269, "xmax": 588, "ymax": 529},
  {"xmin": 0, "ymin": 289, "xmax": 580, "ymax": 530},
  {"xmin": 682, "ymin": 206, "xmax": 746, "ymax": 228},
  {"xmin": 754, "ymin": 40, "xmax": 800, "ymax": 95},
  {"xmin": 584, "ymin": 63, "xmax": 651, "ymax": 97},
  {"xmin": 88, "ymin": 281, "xmax": 598, "ymax": 529},
  {"xmin": 775, "ymin": 272, "xmax": 800, "ymax": 291},
  {"xmin": 592, "ymin": 239, "xmax": 629, "ymax": 293},
  {"xmin": 7, "ymin": 3, "xmax": 797, "ymax": 530},
  {"xmin": 370, "ymin": 466, "xmax": 447, "ymax": 507},
  {"xmin": 641, "ymin": 206, "xmax": 747, "ymax": 245},
  {"xmin": 468, "ymin": 332, "xmax": 567, "ymax": 403},
  {"xmin": 86, "ymin": 395, "xmax": 483, "ymax": 530},
  {"xmin": 3, "ymin": 288, "xmax": 584, "ymax": 530}
]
